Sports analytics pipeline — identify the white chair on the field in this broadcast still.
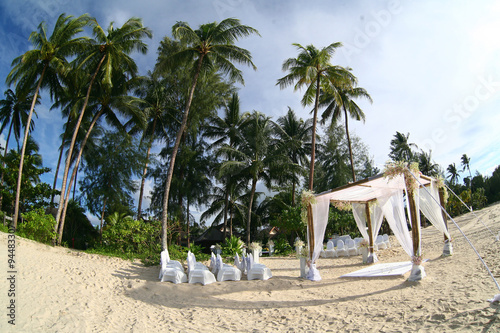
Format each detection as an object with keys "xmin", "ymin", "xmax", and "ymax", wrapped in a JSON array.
[
  {"xmin": 383, "ymin": 234, "xmax": 391, "ymax": 248},
  {"xmin": 159, "ymin": 250, "xmax": 187, "ymax": 284},
  {"xmin": 346, "ymin": 239, "xmax": 358, "ymax": 257},
  {"xmin": 375, "ymin": 235, "xmax": 387, "ymax": 250},
  {"xmin": 325, "ymin": 240, "xmax": 337, "ymax": 258},
  {"xmin": 216, "ymin": 254, "xmax": 241, "ymax": 282},
  {"xmin": 336, "ymin": 240, "xmax": 348, "ymax": 257},
  {"xmin": 246, "ymin": 253, "xmax": 272, "ymax": 281},
  {"xmin": 209, "ymin": 252, "xmax": 218, "ymax": 275},
  {"xmin": 186, "ymin": 251, "xmax": 216, "ymax": 285}
]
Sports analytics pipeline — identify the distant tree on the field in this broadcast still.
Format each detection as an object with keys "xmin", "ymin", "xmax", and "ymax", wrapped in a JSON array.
[
  {"xmin": 447, "ymin": 163, "xmax": 461, "ymax": 186},
  {"xmin": 461, "ymin": 154, "xmax": 472, "ymax": 187},
  {"xmin": 418, "ymin": 150, "xmax": 440, "ymax": 177}
]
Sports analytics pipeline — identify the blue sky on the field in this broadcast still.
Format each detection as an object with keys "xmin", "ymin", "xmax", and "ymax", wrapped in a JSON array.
[{"xmin": 1, "ymin": 0, "xmax": 499, "ymax": 223}]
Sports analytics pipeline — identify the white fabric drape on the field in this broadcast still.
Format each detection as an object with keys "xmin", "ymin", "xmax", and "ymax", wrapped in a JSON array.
[
  {"xmin": 310, "ymin": 196, "xmax": 331, "ymax": 263},
  {"xmin": 377, "ymin": 190, "xmax": 414, "ymax": 257},
  {"xmin": 419, "ymin": 182, "xmax": 450, "ymax": 239},
  {"xmin": 352, "ymin": 202, "xmax": 384, "ymax": 244}
]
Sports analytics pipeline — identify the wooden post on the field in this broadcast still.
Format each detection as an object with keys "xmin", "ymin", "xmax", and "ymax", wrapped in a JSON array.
[
  {"xmin": 365, "ymin": 203, "xmax": 374, "ymax": 255},
  {"xmin": 438, "ymin": 187, "xmax": 449, "ymax": 242},
  {"xmin": 407, "ymin": 187, "xmax": 421, "ymax": 257},
  {"xmin": 307, "ymin": 204, "xmax": 315, "ymax": 261}
]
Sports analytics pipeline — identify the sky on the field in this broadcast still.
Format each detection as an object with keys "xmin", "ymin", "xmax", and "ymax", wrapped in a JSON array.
[{"xmin": 0, "ymin": 0, "xmax": 499, "ymax": 224}]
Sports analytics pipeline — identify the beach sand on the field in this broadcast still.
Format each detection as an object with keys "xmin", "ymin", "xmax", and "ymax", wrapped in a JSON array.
[{"xmin": 1, "ymin": 203, "xmax": 499, "ymax": 332}]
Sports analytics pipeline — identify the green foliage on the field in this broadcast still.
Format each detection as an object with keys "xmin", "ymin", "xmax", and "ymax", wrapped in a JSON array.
[
  {"xmin": 18, "ymin": 208, "xmax": 57, "ymax": 244},
  {"xmin": 273, "ymin": 236, "xmax": 294, "ymax": 255},
  {"xmin": 270, "ymin": 205, "xmax": 305, "ymax": 245},
  {"xmin": 220, "ymin": 235, "xmax": 244, "ymax": 256},
  {"xmin": 326, "ymin": 207, "xmax": 360, "ymax": 239}
]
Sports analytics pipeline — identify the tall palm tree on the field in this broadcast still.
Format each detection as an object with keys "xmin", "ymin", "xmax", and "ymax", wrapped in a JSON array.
[
  {"xmin": 277, "ymin": 43, "xmax": 354, "ymax": 190},
  {"xmin": 320, "ymin": 84, "xmax": 372, "ymax": 182},
  {"xmin": 156, "ymin": 18, "xmax": 259, "ymax": 250},
  {"xmin": 205, "ymin": 92, "xmax": 249, "ymax": 238},
  {"xmin": 6, "ymin": 13, "xmax": 90, "ymax": 229},
  {"xmin": 388, "ymin": 131, "xmax": 418, "ymax": 162},
  {"xmin": 220, "ymin": 111, "xmax": 287, "ymax": 244},
  {"xmin": 274, "ymin": 107, "xmax": 312, "ymax": 205},
  {"xmin": 132, "ymin": 72, "xmax": 176, "ymax": 220},
  {"xmin": 54, "ymin": 17, "xmax": 152, "ymax": 231},
  {"xmin": 0, "ymin": 88, "xmax": 39, "ymax": 210},
  {"xmin": 447, "ymin": 163, "xmax": 460, "ymax": 185}
]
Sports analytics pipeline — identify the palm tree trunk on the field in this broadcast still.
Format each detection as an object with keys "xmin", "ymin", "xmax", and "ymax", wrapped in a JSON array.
[
  {"xmin": 137, "ymin": 115, "xmax": 157, "ymax": 219},
  {"xmin": 246, "ymin": 177, "xmax": 257, "ymax": 245},
  {"xmin": 13, "ymin": 65, "xmax": 46, "ymax": 229},
  {"xmin": 308, "ymin": 75, "xmax": 321, "ymax": 191},
  {"xmin": 0, "ymin": 122, "xmax": 13, "ymax": 210},
  {"xmin": 55, "ymin": 54, "xmax": 106, "ymax": 232},
  {"xmin": 51, "ymin": 118, "xmax": 71, "ymax": 208},
  {"xmin": 344, "ymin": 107, "xmax": 356, "ymax": 182},
  {"xmin": 99, "ymin": 197, "xmax": 107, "ymax": 238},
  {"xmin": 291, "ymin": 180, "xmax": 296, "ymax": 206},
  {"xmin": 223, "ymin": 181, "xmax": 229, "ymax": 239},
  {"xmin": 57, "ymin": 109, "xmax": 104, "ymax": 244},
  {"xmin": 161, "ymin": 55, "xmax": 204, "ymax": 251}
]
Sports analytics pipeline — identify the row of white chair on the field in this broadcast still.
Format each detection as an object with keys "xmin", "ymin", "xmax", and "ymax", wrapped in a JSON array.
[
  {"xmin": 320, "ymin": 234, "xmax": 391, "ymax": 258},
  {"xmin": 159, "ymin": 250, "xmax": 272, "ymax": 285}
]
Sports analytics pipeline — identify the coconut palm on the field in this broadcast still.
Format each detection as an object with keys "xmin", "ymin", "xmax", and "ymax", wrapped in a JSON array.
[
  {"xmin": 418, "ymin": 150, "xmax": 440, "ymax": 177},
  {"xmin": 320, "ymin": 83, "xmax": 372, "ymax": 182},
  {"xmin": 0, "ymin": 88, "xmax": 40, "ymax": 210},
  {"xmin": 6, "ymin": 13, "xmax": 90, "ymax": 229},
  {"xmin": 447, "ymin": 163, "xmax": 460, "ymax": 185},
  {"xmin": 156, "ymin": 18, "xmax": 259, "ymax": 250},
  {"xmin": 277, "ymin": 42, "xmax": 354, "ymax": 190},
  {"xmin": 204, "ymin": 92, "xmax": 249, "ymax": 238},
  {"xmin": 388, "ymin": 131, "xmax": 418, "ymax": 162},
  {"xmin": 219, "ymin": 111, "xmax": 287, "ymax": 244},
  {"xmin": 274, "ymin": 107, "xmax": 312, "ymax": 205},
  {"xmin": 54, "ymin": 17, "xmax": 152, "ymax": 230},
  {"xmin": 461, "ymin": 154, "xmax": 472, "ymax": 186}
]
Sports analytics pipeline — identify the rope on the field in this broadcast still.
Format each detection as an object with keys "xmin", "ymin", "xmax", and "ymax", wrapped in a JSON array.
[
  {"xmin": 407, "ymin": 169, "xmax": 500, "ymax": 293},
  {"xmin": 444, "ymin": 183, "xmax": 497, "ymax": 238}
]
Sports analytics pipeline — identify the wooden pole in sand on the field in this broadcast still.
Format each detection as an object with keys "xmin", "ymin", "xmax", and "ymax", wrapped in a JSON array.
[
  {"xmin": 438, "ymin": 187, "xmax": 450, "ymax": 242},
  {"xmin": 307, "ymin": 204, "xmax": 315, "ymax": 261},
  {"xmin": 365, "ymin": 202, "xmax": 374, "ymax": 255},
  {"xmin": 407, "ymin": 186, "xmax": 421, "ymax": 257}
]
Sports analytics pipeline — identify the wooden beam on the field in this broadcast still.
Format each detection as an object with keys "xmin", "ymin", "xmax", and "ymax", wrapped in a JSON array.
[
  {"xmin": 365, "ymin": 203, "xmax": 374, "ymax": 254},
  {"xmin": 307, "ymin": 204, "xmax": 314, "ymax": 262}
]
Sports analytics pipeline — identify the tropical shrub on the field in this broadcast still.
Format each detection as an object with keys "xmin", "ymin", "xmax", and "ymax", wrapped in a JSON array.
[
  {"xmin": 221, "ymin": 235, "xmax": 244, "ymax": 257},
  {"xmin": 18, "ymin": 208, "xmax": 57, "ymax": 244}
]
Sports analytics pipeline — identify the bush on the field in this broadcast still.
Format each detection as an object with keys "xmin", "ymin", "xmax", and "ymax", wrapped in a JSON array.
[
  {"xmin": 273, "ymin": 237, "xmax": 294, "ymax": 255},
  {"xmin": 221, "ymin": 235, "xmax": 244, "ymax": 257},
  {"xmin": 18, "ymin": 208, "xmax": 57, "ymax": 244}
]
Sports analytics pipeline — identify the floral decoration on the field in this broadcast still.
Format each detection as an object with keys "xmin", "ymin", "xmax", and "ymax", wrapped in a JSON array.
[
  {"xmin": 333, "ymin": 200, "xmax": 352, "ymax": 211},
  {"xmin": 248, "ymin": 242, "xmax": 262, "ymax": 251},
  {"xmin": 411, "ymin": 255, "xmax": 423, "ymax": 265},
  {"xmin": 300, "ymin": 190, "xmax": 317, "ymax": 225}
]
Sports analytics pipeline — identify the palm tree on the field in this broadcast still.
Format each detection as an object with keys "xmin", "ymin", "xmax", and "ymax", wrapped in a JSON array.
[
  {"xmin": 388, "ymin": 131, "xmax": 418, "ymax": 162},
  {"xmin": 418, "ymin": 150, "xmax": 440, "ymax": 177},
  {"xmin": 56, "ymin": 72, "xmax": 145, "ymax": 244},
  {"xmin": 54, "ymin": 17, "xmax": 152, "ymax": 231},
  {"xmin": 277, "ymin": 42, "xmax": 354, "ymax": 190},
  {"xmin": 274, "ymin": 107, "xmax": 312, "ymax": 205},
  {"xmin": 132, "ymin": 72, "xmax": 176, "ymax": 220},
  {"xmin": 205, "ymin": 92, "xmax": 249, "ymax": 238},
  {"xmin": 0, "ymin": 88, "xmax": 39, "ymax": 210},
  {"xmin": 461, "ymin": 154, "xmax": 472, "ymax": 186},
  {"xmin": 220, "ymin": 111, "xmax": 287, "ymax": 244},
  {"xmin": 447, "ymin": 163, "xmax": 460, "ymax": 185},
  {"xmin": 320, "ymin": 84, "xmax": 372, "ymax": 182},
  {"xmin": 156, "ymin": 18, "xmax": 259, "ymax": 250},
  {"xmin": 6, "ymin": 13, "xmax": 90, "ymax": 229}
]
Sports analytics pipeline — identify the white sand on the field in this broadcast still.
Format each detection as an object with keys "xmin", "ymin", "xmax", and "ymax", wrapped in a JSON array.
[{"xmin": 1, "ymin": 203, "xmax": 499, "ymax": 332}]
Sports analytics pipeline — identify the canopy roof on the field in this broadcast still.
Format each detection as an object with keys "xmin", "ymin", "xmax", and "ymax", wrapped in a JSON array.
[{"xmin": 315, "ymin": 173, "xmax": 434, "ymax": 204}]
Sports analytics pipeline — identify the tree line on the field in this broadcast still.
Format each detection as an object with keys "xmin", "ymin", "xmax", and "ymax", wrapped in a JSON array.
[{"xmin": 1, "ymin": 14, "xmax": 498, "ymax": 260}]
